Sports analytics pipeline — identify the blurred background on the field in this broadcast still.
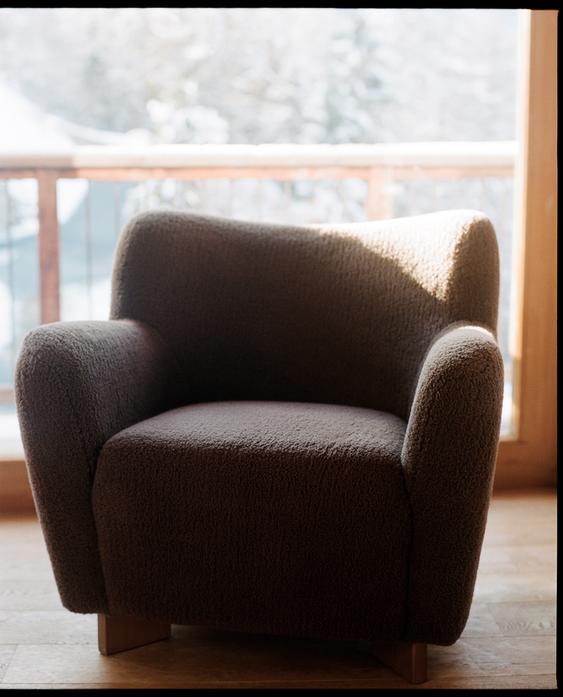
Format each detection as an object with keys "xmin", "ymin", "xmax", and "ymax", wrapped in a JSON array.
[{"xmin": 0, "ymin": 8, "xmax": 520, "ymax": 454}]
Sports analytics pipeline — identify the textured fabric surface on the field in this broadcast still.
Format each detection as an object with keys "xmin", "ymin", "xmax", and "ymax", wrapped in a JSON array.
[
  {"xmin": 15, "ymin": 208, "xmax": 504, "ymax": 646},
  {"xmin": 15, "ymin": 320, "xmax": 173, "ymax": 611},
  {"xmin": 111, "ymin": 209, "xmax": 499, "ymax": 420},
  {"xmin": 93, "ymin": 401, "xmax": 410, "ymax": 642},
  {"xmin": 402, "ymin": 323, "xmax": 504, "ymax": 644}
]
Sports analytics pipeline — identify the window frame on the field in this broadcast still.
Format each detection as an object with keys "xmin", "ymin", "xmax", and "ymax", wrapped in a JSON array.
[{"xmin": 494, "ymin": 9, "xmax": 557, "ymax": 488}]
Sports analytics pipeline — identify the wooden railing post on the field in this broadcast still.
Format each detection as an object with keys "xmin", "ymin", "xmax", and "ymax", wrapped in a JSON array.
[
  {"xmin": 366, "ymin": 167, "xmax": 391, "ymax": 220},
  {"xmin": 37, "ymin": 170, "xmax": 60, "ymax": 324}
]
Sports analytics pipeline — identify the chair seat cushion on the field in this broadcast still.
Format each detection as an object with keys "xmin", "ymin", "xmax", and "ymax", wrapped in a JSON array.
[{"xmin": 93, "ymin": 401, "xmax": 411, "ymax": 643}]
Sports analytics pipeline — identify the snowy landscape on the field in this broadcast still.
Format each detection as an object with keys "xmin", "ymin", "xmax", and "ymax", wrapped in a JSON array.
[{"xmin": 0, "ymin": 8, "xmax": 520, "ymax": 452}]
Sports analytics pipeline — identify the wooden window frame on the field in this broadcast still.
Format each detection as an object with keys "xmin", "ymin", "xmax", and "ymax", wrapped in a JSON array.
[{"xmin": 494, "ymin": 9, "xmax": 557, "ymax": 488}]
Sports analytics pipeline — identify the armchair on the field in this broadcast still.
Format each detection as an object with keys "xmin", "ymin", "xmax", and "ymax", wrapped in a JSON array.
[{"xmin": 15, "ymin": 209, "xmax": 504, "ymax": 683}]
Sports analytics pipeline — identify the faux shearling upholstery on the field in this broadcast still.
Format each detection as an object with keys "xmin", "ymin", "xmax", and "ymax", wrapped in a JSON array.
[
  {"xmin": 111, "ymin": 209, "xmax": 499, "ymax": 420},
  {"xmin": 402, "ymin": 323, "xmax": 503, "ymax": 643},
  {"xmin": 94, "ymin": 402, "xmax": 410, "ymax": 641},
  {"xmin": 15, "ymin": 209, "xmax": 504, "ymax": 647},
  {"xmin": 15, "ymin": 320, "xmax": 173, "ymax": 611}
]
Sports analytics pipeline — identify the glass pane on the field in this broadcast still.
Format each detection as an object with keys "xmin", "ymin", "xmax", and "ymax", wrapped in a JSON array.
[
  {"xmin": 0, "ymin": 8, "xmax": 521, "ymax": 456},
  {"xmin": 0, "ymin": 9, "xmax": 517, "ymax": 144},
  {"xmin": 59, "ymin": 180, "xmax": 117, "ymax": 322},
  {"xmin": 0, "ymin": 179, "xmax": 39, "ymax": 456}
]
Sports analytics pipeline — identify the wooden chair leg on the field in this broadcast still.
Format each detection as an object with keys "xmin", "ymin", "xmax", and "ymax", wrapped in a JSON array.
[
  {"xmin": 363, "ymin": 640, "xmax": 428, "ymax": 684},
  {"xmin": 98, "ymin": 614, "xmax": 171, "ymax": 656}
]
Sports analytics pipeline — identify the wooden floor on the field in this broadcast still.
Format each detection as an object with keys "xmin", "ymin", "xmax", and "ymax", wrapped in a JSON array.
[{"xmin": 0, "ymin": 490, "xmax": 556, "ymax": 689}]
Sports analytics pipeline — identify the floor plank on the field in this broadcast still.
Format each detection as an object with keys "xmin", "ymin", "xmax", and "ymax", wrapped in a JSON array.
[
  {"xmin": 0, "ymin": 580, "xmax": 63, "ymax": 612},
  {"xmin": 0, "ymin": 646, "xmax": 16, "ymax": 682},
  {"xmin": 0, "ymin": 489, "xmax": 556, "ymax": 689},
  {"xmin": 0, "ymin": 611, "xmax": 96, "ymax": 645},
  {"xmin": 486, "ymin": 601, "xmax": 556, "ymax": 636},
  {"xmin": 2, "ymin": 640, "xmax": 403, "ymax": 687}
]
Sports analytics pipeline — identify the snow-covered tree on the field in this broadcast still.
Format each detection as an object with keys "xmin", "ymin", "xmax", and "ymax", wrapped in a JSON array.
[{"xmin": 0, "ymin": 8, "xmax": 517, "ymax": 144}]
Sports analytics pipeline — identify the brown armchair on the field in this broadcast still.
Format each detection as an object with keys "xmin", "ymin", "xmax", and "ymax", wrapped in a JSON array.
[{"xmin": 15, "ymin": 209, "xmax": 504, "ymax": 683}]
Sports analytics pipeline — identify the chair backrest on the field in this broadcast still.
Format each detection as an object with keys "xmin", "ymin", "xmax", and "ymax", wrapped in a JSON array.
[{"xmin": 110, "ymin": 209, "xmax": 499, "ymax": 420}]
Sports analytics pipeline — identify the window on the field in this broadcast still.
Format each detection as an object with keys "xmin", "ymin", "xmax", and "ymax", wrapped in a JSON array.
[{"xmin": 0, "ymin": 9, "xmax": 556, "ymax": 487}]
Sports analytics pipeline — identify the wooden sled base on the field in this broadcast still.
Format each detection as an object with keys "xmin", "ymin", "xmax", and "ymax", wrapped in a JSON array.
[
  {"xmin": 98, "ymin": 614, "xmax": 171, "ymax": 656},
  {"xmin": 362, "ymin": 639, "xmax": 428, "ymax": 684},
  {"xmin": 98, "ymin": 615, "xmax": 427, "ymax": 684}
]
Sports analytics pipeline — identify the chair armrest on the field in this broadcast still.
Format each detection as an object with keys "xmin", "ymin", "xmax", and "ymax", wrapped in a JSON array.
[
  {"xmin": 15, "ymin": 319, "xmax": 172, "ymax": 612},
  {"xmin": 401, "ymin": 323, "xmax": 504, "ymax": 644}
]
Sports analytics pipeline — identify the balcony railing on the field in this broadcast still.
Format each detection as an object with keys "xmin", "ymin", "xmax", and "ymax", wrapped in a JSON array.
[{"xmin": 0, "ymin": 141, "xmax": 516, "ymax": 451}]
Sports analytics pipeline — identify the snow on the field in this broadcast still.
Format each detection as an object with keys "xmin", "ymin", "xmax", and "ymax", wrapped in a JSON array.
[
  {"xmin": 0, "ymin": 8, "xmax": 521, "ymax": 447},
  {"xmin": 0, "ymin": 82, "xmax": 72, "ymax": 151}
]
